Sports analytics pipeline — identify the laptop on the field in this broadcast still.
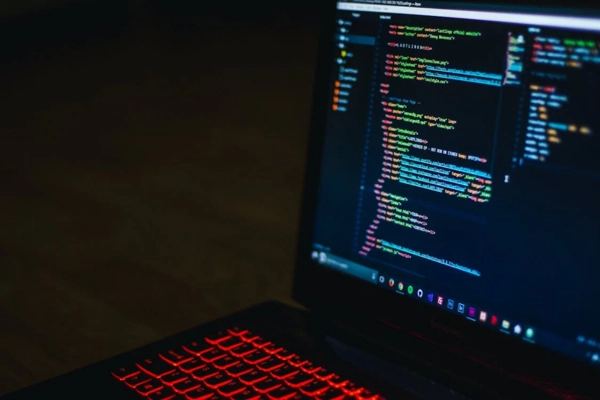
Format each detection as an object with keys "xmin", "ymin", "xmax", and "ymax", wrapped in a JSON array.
[{"xmin": 3, "ymin": 0, "xmax": 600, "ymax": 398}]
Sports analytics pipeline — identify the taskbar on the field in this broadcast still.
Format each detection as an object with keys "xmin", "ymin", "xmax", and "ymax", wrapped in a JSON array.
[{"xmin": 310, "ymin": 247, "xmax": 600, "ymax": 368}]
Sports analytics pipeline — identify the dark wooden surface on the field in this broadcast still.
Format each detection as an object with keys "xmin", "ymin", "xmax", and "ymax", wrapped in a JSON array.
[{"xmin": 0, "ymin": 19, "xmax": 318, "ymax": 395}]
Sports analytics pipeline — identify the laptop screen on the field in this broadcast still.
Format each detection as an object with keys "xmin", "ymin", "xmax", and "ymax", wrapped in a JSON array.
[{"xmin": 310, "ymin": 0, "xmax": 600, "ymax": 367}]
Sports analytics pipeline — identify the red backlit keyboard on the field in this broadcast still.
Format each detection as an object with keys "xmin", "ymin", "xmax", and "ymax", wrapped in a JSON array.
[{"xmin": 111, "ymin": 327, "xmax": 384, "ymax": 400}]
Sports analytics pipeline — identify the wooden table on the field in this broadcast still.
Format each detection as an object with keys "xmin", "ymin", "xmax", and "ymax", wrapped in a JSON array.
[{"xmin": 0, "ymin": 21, "xmax": 318, "ymax": 395}]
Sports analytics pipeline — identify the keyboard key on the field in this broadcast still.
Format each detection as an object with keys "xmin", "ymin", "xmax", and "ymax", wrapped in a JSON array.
[
  {"xmin": 328, "ymin": 375, "xmax": 348, "ymax": 388},
  {"xmin": 228, "ymin": 327, "xmax": 249, "ymax": 336},
  {"xmin": 192, "ymin": 365, "xmax": 219, "ymax": 381},
  {"xmin": 252, "ymin": 338, "xmax": 271, "ymax": 348},
  {"xmin": 218, "ymin": 337, "xmax": 243, "ymax": 351},
  {"xmin": 253, "ymin": 377, "xmax": 282, "ymax": 393},
  {"xmin": 186, "ymin": 385, "xmax": 215, "ymax": 399},
  {"xmin": 147, "ymin": 387, "xmax": 177, "ymax": 400},
  {"xmin": 320, "ymin": 389, "xmax": 347, "ymax": 400},
  {"xmin": 201, "ymin": 348, "xmax": 227, "ymax": 363},
  {"xmin": 240, "ymin": 331, "xmax": 260, "ymax": 342},
  {"xmin": 289, "ymin": 395, "xmax": 312, "ymax": 400},
  {"xmin": 342, "ymin": 382, "xmax": 363, "ymax": 396},
  {"xmin": 161, "ymin": 349, "xmax": 193, "ymax": 366},
  {"xmin": 217, "ymin": 380, "xmax": 246, "ymax": 396},
  {"xmin": 136, "ymin": 379, "xmax": 164, "ymax": 395},
  {"xmin": 271, "ymin": 365, "xmax": 299, "ymax": 380},
  {"xmin": 286, "ymin": 372, "xmax": 313, "ymax": 388},
  {"xmin": 125, "ymin": 372, "xmax": 152, "ymax": 388},
  {"xmin": 313, "ymin": 368, "xmax": 334, "ymax": 381},
  {"xmin": 180, "ymin": 358, "xmax": 206, "ymax": 373},
  {"xmin": 239, "ymin": 370, "xmax": 268, "ymax": 385},
  {"xmin": 275, "ymin": 350, "xmax": 294, "ymax": 360},
  {"xmin": 256, "ymin": 358, "xmax": 284, "ymax": 372},
  {"xmin": 288, "ymin": 357, "xmax": 308, "ymax": 368},
  {"xmin": 111, "ymin": 365, "xmax": 139, "ymax": 381},
  {"xmin": 231, "ymin": 343, "xmax": 258, "ymax": 357},
  {"xmin": 356, "ymin": 390, "xmax": 379, "ymax": 400},
  {"xmin": 299, "ymin": 379, "xmax": 329, "ymax": 395},
  {"xmin": 245, "ymin": 350, "xmax": 271, "ymax": 364},
  {"xmin": 204, "ymin": 372, "xmax": 233, "ymax": 389},
  {"xmin": 267, "ymin": 385, "xmax": 297, "ymax": 400},
  {"xmin": 263, "ymin": 343, "xmax": 283, "ymax": 355},
  {"xmin": 137, "ymin": 357, "xmax": 176, "ymax": 378},
  {"xmin": 213, "ymin": 355, "xmax": 239, "ymax": 370},
  {"xmin": 173, "ymin": 378, "xmax": 201, "ymax": 394},
  {"xmin": 205, "ymin": 331, "xmax": 231, "ymax": 345},
  {"xmin": 183, "ymin": 341, "xmax": 213, "ymax": 356},
  {"xmin": 226, "ymin": 362, "xmax": 254, "ymax": 377},
  {"xmin": 300, "ymin": 362, "xmax": 319, "ymax": 374},
  {"xmin": 231, "ymin": 388, "xmax": 261, "ymax": 400},
  {"xmin": 161, "ymin": 370, "xmax": 188, "ymax": 385}
]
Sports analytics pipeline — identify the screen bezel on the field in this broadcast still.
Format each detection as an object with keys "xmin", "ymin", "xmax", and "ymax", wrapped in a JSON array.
[{"xmin": 293, "ymin": 0, "xmax": 600, "ymax": 393}]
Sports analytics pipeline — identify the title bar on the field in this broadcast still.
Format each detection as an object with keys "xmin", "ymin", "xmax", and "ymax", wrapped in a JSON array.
[{"xmin": 337, "ymin": 2, "xmax": 600, "ymax": 32}]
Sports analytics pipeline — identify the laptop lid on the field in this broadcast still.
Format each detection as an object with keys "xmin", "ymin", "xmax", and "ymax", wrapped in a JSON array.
[{"xmin": 294, "ymin": 0, "xmax": 600, "ymax": 396}]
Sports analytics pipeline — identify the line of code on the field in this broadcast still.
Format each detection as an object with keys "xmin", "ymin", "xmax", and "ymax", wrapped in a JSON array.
[{"xmin": 389, "ymin": 25, "xmax": 483, "ymax": 40}]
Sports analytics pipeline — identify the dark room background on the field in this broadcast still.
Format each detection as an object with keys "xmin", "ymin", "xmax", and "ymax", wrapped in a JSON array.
[{"xmin": 0, "ymin": 0, "xmax": 323, "ymax": 394}]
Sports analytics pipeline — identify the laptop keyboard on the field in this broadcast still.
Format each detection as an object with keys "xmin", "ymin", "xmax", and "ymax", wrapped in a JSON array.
[{"xmin": 111, "ymin": 327, "xmax": 384, "ymax": 400}]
